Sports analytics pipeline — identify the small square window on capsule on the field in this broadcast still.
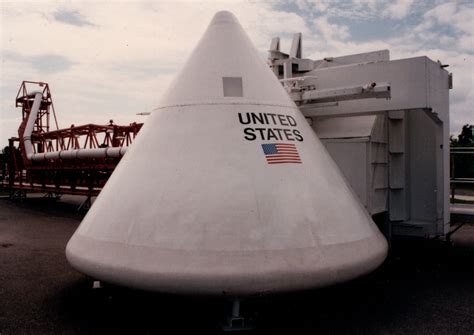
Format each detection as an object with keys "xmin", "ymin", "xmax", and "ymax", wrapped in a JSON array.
[{"xmin": 222, "ymin": 77, "xmax": 243, "ymax": 97}]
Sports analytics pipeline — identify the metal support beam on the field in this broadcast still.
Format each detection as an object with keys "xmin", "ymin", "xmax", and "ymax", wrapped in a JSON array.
[
  {"xmin": 221, "ymin": 299, "xmax": 255, "ymax": 332},
  {"xmin": 295, "ymin": 82, "xmax": 391, "ymax": 112}
]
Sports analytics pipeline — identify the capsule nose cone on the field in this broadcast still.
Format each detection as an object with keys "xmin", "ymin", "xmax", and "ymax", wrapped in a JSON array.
[
  {"xmin": 66, "ymin": 10, "xmax": 388, "ymax": 296},
  {"xmin": 210, "ymin": 10, "xmax": 238, "ymax": 25}
]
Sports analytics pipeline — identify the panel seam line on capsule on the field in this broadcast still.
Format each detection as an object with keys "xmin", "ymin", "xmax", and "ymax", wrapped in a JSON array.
[{"xmin": 153, "ymin": 102, "xmax": 297, "ymax": 110}]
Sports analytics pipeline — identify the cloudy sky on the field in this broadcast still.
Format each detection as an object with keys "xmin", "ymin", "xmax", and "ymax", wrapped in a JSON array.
[{"xmin": 1, "ymin": 0, "xmax": 472, "ymax": 147}]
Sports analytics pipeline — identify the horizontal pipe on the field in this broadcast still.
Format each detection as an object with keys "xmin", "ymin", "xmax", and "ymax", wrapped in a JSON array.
[
  {"xmin": 279, "ymin": 76, "xmax": 318, "ymax": 83},
  {"xmin": 29, "ymin": 147, "xmax": 128, "ymax": 161},
  {"xmin": 22, "ymin": 91, "xmax": 130, "ymax": 162}
]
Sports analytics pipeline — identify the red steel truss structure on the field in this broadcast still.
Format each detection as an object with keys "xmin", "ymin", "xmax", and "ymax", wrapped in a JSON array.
[{"xmin": 3, "ymin": 81, "xmax": 143, "ymax": 197}]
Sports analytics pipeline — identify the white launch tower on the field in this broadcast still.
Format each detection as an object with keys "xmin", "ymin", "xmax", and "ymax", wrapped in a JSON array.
[{"xmin": 269, "ymin": 33, "xmax": 452, "ymax": 239}]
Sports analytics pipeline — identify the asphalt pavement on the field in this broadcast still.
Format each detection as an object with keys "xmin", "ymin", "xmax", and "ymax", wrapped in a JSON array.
[{"xmin": 0, "ymin": 195, "xmax": 473, "ymax": 334}]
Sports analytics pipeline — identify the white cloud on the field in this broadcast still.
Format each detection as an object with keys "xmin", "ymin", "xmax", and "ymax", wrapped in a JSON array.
[
  {"xmin": 53, "ymin": 9, "xmax": 94, "ymax": 27},
  {"xmin": 300, "ymin": 2, "xmax": 472, "ymax": 135},
  {"xmin": 0, "ymin": 1, "xmax": 311, "ymax": 146},
  {"xmin": 383, "ymin": 0, "xmax": 415, "ymax": 19},
  {"xmin": 424, "ymin": 2, "xmax": 474, "ymax": 35},
  {"xmin": 295, "ymin": 0, "xmax": 329, "ymax": 13},
  {"xmin": 0, "ymin": 0, "xmax": 472, "ymax": 147},
  {"xmin": 352, "ymin": 0, "xmax": 378, "ymax": 9},
  {"xmin": 458, "ymin": 35, "xmax": 473, "ymax": 53},
  {"xmin": 425, "ymin": 2, "xmax": 457, "ymax": 19},
  {"xmin": 313, "ymin": 16, "xmax": 350, "ymax": 43}
]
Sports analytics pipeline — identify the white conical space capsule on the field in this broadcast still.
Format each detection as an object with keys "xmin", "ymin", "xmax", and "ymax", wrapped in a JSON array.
[{"xmin": 66, "ymin": 11, "xmax": 388, "ymax": 296}]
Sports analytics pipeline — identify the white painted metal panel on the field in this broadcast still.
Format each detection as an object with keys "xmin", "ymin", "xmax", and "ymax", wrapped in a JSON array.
[
  {"xmin": 322, "ymin": 140, "xmax": 368, "ymax": 208},
  {"xmin": 312, "ymin": 50, "xmax": 390, "ymax": 69},
  {"xmin": 285, "ymin": 35, "xmax": 450, "ymax": 236},
  {"xmin": 66, "ymin": 11, "xmax": 387, "ymax": 296},
  {"xmin": 301, "ymin": 57, "xmax": 449, "ymax": 118},
  {"xmin": 314, "ymin": 115, "xmax": 388, "ymax": 216},
  {"xmin": 314, "ymin": 116, "xmax": 376, "ymax": 139},
  {"xmin": 407, "ymin": 111, "xmax": 440, "ymax": 224}
]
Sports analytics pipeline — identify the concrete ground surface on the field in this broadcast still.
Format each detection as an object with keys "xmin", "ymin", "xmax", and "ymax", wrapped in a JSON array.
[{"xmin": 0, "ymin": 195, "xmax": 473, "ymax": 334}]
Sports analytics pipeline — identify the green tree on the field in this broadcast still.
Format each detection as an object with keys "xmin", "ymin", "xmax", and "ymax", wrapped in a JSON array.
[
  {"xmin": 457, "ymin": 124, "xmax": 473, "ymax": 146},
  {"xmin": 451, "ymin": 124, "xmax": 474, "ymax": 178}
]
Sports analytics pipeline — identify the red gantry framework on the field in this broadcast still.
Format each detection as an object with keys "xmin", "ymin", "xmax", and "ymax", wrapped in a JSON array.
[{"xmin": 3, "ymin": 81, "xmax": 143, "ymax": 197}]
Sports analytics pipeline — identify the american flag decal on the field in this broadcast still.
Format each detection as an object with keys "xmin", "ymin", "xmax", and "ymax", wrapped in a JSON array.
[{"xmin": 261, "ymin": 143, "xmax": 302, "ymax": 164}]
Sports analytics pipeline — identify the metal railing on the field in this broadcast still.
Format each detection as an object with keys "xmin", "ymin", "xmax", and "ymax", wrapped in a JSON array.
[{"xmin": 450, "ymin": 147, "xmax": 474, "ymax": 202}]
